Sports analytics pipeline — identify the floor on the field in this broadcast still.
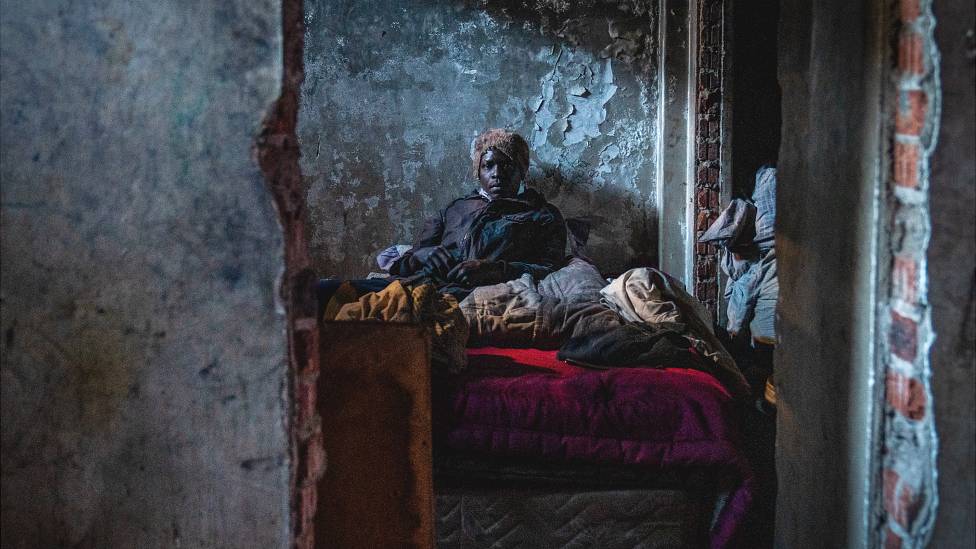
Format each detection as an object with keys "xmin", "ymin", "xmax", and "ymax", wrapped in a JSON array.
[{"xmin": 723, "ymin": 330, "xmax": 778, "ymax": 549}]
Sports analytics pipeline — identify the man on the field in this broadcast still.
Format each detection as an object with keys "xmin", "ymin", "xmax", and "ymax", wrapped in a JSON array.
[{"xmin": 390, "ymin": 129, "xmax": 566, "ymax": 300}]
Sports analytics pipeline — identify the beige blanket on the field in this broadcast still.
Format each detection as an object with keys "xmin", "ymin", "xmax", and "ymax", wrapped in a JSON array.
[{"xmin": 600, "ymin": 268, "xmax": 750, "ymax": 399}]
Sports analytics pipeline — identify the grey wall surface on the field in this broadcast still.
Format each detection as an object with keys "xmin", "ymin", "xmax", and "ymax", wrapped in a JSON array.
[
  {"xmin": 928, "ymin": 0, "xmax": 976, "ymax": 546},
  {"xmin": 0, "ymin": 1, "xmax": 290, "ymax": 547},
  {"xmin": 774, "ymin": 0, "xmax": 886, "ymax": 546},
  {"xmin": 774, "ymin": 0, "xmax": 976, "ymax": 547},
  {"xmin": 299, "ymin": 0, "xmax": 661, "ymax": 278}
]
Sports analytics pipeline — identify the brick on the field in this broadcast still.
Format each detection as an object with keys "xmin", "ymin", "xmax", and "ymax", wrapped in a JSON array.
[
  {"xmin": 293, "ymin": 329, "xmax": 319, "ymax": 377},
  {"xmin": 900, "ymin": 0, "xmax": 921, "ymax": 23},
  {"xmin": 708, "ymin": 143, "xmax": 719, "ymax": 161},
  {"xmin": 706, "ymin": 281, "xmax": 718, "ymax": 301},
  {"xmin": 882, "ymin": 467, "xmax": 916, "ymax": 528},
  {"xmin": 884, "ymin": 526, "xmax": 903, "ymax": 549},
  {"xmin": 890, "ymin": 310, "xmax": 919, "ymax": 362},
  {"xmin": 711, "ymin": 3, "xmax": 722, "ymax": 22},
  {"xmin": 883, "ymin": 468, "xmax": 899, "ymax": 512},
  {"xmin": 298, "ymin": 485, "xmax": 318, "ymax": 538},
  {"xmin": 903, "ymin": 489, "xmax": 925, "ymax": 528},
  {"xmin": 709, "ymin": 118, "xmax": 719, "ymax": 137},
  {"xmin": 892, "ymin": 255, "xmax": 918, "ymax": 305},
  {"xmin": 696, "ymin": 188, "xmax": 711, "ymax": 208},
  {"xmin": 297, "ymin": 427, "xmax": 326, "ymax": 485},
  {"xmin": 711, "ymin": 26, "xmax": 721, "ymax": 45},
  {"xmin": 708, "ymin": 166, "xmax": 719, "ymax": 186},
  {"xmin": 695, "ymin": 259, "xmax": 716, "ymax": 279},
  {"xmin": 893, "ymin": 142, "xmax": 919, "ymax": 189},
  {"xmin": 295, "ymin": 376, "xmax": 317, "ymax": 431},
  {"xmin": 697, "ymin": 141, "xmax": 710, "ymax": 162},
  {"xmin": 711, "ymin": 51, "xmax": 720, "ymax": 69},
  {"xmin": 701, "ymin": 25, "xmax": 715, "ymax": 45},
  {"xmin": 697, "ymin": 210, "xmax": 711, "ymax": 231},
  {"xmin": 699, "ymin": 257, "xmax": 716, "ymax": 278},
  {"xmin": 898, "ymin": 33, "xmax": 924, "ymax": 75},
  {"xmin": 887, "ymin": 370, "xmax": 926, "ymax": 420},
  {"xmin": 700, "ymin": 50, "xmax": 711, "ymax": 69},
  {"xmin": 708, "ymin": 189, "xmax": 720, "ymax": 209},
  {"xmin": 896, "ymin": 90, "xmax": 927, "ymax": 136},
  {"xmin": 294, "ymin": 531, "xmax": 314, "ymax": 549},
  {"xmin": 701, "ymin": 91, "xmax": 719, "ymax": 114},
  {"xmin": 883, "ymin": 469, "xmax": 925, "ymax": 528},
  {"xmin": 696, "ymin": 282, "xmax": 708, "ymax": 299}
]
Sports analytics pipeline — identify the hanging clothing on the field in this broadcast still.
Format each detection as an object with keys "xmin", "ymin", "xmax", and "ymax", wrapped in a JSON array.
[{"xmin": 700, "ymin": 166, "xmax": 778, "ymax": 339}]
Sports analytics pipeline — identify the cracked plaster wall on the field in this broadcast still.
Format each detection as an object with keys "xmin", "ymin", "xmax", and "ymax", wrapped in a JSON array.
[
  {"xmin": 0, "ymin": 1, "xmax": 289, "ymax": 547},
  {"xmin": 300, "ymin": 0, "xmax": 662, "ymax": 278}
]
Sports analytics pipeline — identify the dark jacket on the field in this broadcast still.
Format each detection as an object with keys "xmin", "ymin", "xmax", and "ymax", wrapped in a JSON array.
[{"xmin": 391, "ymin": 188, "xmax": 566, "ymax": 299}]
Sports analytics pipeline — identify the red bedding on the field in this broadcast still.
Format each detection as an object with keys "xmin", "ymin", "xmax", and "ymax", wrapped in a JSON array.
[{"xmin": 432, "ymin": 347, "xmax": 755, "ymax": 549}]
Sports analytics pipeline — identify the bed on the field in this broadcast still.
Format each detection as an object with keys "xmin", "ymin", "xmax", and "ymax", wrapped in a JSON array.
[{"xmin": 317, "ymin": 258, "xmax": 755, "ymax": 549}]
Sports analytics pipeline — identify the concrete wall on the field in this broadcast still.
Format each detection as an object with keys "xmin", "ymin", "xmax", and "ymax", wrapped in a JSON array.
[
  {"xmin": 0, "ymin": 1, "xmax": 290, "ymax": 547},
  {"xmin": 299, "ymin": 0, "xmax": 662, "ymax": 278},
  {"xmin": 774, "ymin": 0, "xmax": 887, "ymax": 546},
  {"xmin": 927, "ymin": 0, "xmax": 976, "ymax": 546},
  {"xmin": 774, "ymin": 0, "xmax": 975, "ymax": 547}
]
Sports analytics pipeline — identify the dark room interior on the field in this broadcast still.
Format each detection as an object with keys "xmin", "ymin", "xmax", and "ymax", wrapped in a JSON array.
[{"xmin": 1, "ymin": 1, "xmax": 973, "ymax": 548}]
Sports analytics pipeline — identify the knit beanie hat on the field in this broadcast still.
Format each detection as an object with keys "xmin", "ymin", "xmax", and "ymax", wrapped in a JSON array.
[{"xmin": 472, "ymin": 129, "xmax": 530, "ymax": 179}]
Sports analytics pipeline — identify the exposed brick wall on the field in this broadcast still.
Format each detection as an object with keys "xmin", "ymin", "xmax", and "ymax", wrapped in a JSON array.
[
  {"xmin": 694, "ymin": 0, "xmax": 725, "ymax": 320},
  {"xmin": 876, "ymin": 0, "xmax": 940, "ymax": 546},
  {"xmin": 254, "ymin": 1, "xmax": 324, "ymax": 548}
]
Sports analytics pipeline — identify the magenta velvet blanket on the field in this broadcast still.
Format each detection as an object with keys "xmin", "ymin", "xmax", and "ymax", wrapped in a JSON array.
[{"xmin": 432, "ymin": 347, "xmax": 755, "ymax": 549}]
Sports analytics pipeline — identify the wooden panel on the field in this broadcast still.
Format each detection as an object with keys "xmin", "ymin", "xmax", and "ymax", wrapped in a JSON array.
[{"xmin": 315, "ymin": 322, "xmax": 433, "ymax": 549}]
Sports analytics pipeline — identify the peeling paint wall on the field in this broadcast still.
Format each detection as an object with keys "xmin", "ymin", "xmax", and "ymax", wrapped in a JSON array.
[
  {"xmin": 299, "ymin": 0, "xmax": 661, "ymax": 278},
  {"xmin": 0, "ymin": 1, "xmax": 289, "ymax": 547}
]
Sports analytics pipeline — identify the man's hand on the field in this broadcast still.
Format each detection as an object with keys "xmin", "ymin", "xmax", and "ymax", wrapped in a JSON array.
[
  {"xmin": 407, "ymin": 245, "xmax": 457, "ymax": 277},
  {"xmin": 447, "ymin": 259, "xmax": 505, "ymax": 288}
]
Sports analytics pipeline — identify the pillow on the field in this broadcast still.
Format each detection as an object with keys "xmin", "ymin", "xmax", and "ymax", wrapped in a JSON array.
[{"xmin": 375, "ymin": 244, "xmax": 414, "ymax": 271}]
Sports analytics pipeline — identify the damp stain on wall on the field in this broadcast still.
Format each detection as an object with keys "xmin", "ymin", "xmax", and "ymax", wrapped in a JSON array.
[{"xmin": 300, "ymin": 0, "xmax": 661, "ymax": 277}]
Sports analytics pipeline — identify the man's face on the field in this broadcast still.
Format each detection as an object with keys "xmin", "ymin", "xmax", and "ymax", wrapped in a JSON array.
[{"xmin": 479, "ymin": 149, "xmax": 522, "ymax": 200}]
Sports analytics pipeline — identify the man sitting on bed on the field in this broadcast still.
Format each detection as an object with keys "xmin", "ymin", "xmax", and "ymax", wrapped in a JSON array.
[{"xmin": 390, "ymin": 129, "xmax": 566, "ymax": 300}]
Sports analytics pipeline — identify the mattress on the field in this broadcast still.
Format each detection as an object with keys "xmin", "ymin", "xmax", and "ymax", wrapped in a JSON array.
[
  {"xmin": 436, "ymin": 487, "xmax": 710, "ymax": 549},
  {"xmin": 431, "ymin": 348, "xmax": 754, "ymax": 549}
]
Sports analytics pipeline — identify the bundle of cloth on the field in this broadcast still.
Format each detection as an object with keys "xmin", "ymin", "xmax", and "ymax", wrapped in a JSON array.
[
  {"xmin": 699, "ymin": 166, "xmax": 778, "ymax": 343},
  {"xmin": 324, "ymin": 258, "xmax": 750, "ymax": 400}
]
